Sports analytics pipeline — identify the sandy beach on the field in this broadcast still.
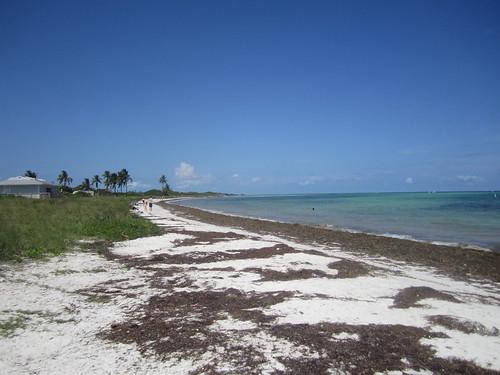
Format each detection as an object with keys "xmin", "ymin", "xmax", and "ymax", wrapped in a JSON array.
[{"xmin": 1, "ymin": 200, "xmax": 500, "ymax": 374}]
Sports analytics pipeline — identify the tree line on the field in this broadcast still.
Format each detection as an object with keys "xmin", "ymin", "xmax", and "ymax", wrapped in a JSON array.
[
  {"xmin": 57, "ymin": 169, "xmax": 132, "ymax": 193},
  {"xmin": 24, "ymin": 169, "xmax": 171, "ymax": 194}
]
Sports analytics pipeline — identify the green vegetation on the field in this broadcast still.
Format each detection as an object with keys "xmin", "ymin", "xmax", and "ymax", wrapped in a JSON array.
[
  {"xmin": 0, "ymin": 196, "xmax": 160, "ymax": 261},
  {"xmin": 24, "ymin": 170, "xmax": 37, "ymax": 178},
  {"xmin": 140, "ymin": 189, "xmax": 226, "ymax": 197},
  {"xmin": 0, "ymin": 315, "xmax": 28, "ymax": 337},
  {"xmin": 91, "ymin": 174, "xmax": 101, "ymax": 189},
  {"xmin": 159, "ymin": 174, "xmax": 170, "ymax": 194},
  {"xmin": 2, "ymin": 168, "xmax": 230, "ymax": 261},
  {"xmin": 99, "ymin": 168, "xmax": 131, "ymax": 193},
  {"xmin": 86, "ymin": 294, "xmax": 113, "ymax": 304},
  {"xmin": 57, "ymin": 169, "xmax": 73, "ymax": 188},
  {"xmin": 20, "ymin": 168, "xmax": 229, "ymax": 197},
  {"xmin": 55, "ymin": 168, "xmax": 131, "ymax": 193}
]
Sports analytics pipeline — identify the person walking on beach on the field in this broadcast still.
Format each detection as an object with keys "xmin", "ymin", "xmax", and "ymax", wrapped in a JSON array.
[{"xmin": 148, "ymin": 198, "xmax": 153, "ymax": 214}]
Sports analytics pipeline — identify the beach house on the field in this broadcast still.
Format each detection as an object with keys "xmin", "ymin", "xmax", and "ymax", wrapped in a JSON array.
[{"xmin": 0, "ymin": 176, "xmax": 59, "ymax": 198}]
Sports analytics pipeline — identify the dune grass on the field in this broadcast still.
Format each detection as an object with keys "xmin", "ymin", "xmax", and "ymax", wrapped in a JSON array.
[{"xmin": 0, "ymin": 196, "xmax": 160, "ymax": 261}]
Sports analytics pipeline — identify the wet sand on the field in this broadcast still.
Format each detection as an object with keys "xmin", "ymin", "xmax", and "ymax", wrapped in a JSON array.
[{"xmin": 161, "ymin": 201, "xmax": 500, "ymax": 283}]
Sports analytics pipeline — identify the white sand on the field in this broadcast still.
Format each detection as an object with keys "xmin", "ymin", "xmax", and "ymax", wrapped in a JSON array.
[{"xmin": 1, "ymin": 200, "xmax": 499, "ymax": 374}]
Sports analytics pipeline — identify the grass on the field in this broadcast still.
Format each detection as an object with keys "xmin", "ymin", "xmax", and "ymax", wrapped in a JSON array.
[
  {"xmin": 0, "ymin": 196, "xmax": 161, "ymax": 261},
  {"xmin": 0, "ymin": 315, "xmax": 28, "ymax": 337}
]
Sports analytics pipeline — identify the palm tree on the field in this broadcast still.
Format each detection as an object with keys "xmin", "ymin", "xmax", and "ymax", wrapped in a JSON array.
[
  {"xmin": 102, "ymin": 171, "xmax": 111, "ymax": 191},
  {"xmin": 81, "ymin": 178, "xmax": 91, "ymax": 191},
  {"xmin": 118, "ymin": 168, "xmax": 132, "ymax": 193},
  {"xmin": 91, "ymin": 175, "xmax": 101, "ymax": 190},
  {"xmin": 57, "ymin": 170, "xmax": 72, "ymax": 187},
  {"xmin": 159, "ymin": 175, "xmax": 170, "ymax": 193},
  {"xmin": 24, "ymin": 170, "xmax": 37, "ymax": 178},
  {"xmin": 109, "ymin": 173, "xmax": 118, "ymax": 193},
  {"xmin": 117, "ymin": 170, "xmax": 124, "ymax": 193}
]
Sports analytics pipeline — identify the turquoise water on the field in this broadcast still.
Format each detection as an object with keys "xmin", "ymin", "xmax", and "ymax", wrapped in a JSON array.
[{"xmin": 179, "ymin": 192, "xmax": 500, "ymax": 251}]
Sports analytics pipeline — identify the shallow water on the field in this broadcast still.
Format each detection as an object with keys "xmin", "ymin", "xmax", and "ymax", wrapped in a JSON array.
[{"xmin": 179, "ymin": 192, "xmax": 500, "ymax": 251}]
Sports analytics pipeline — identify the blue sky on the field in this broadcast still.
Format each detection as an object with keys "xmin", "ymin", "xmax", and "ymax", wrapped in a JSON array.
[{"xmin": 1, "ymin": 0, "xmax": 499, "ymax": 194}]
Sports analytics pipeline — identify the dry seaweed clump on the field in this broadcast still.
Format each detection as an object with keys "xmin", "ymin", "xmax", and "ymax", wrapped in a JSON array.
[
  {"xmin": 327, "ymin": 259, "xmax": 370, "ymax": 278},
  {"xmin": 100, "ymin": 288, "xmax": 293, "ymax": 359},
  {"xmin": 392, "ymin": 286, "xmax": 461, "ymax": 309},
  {"xmin": 169, "ymin": 229, "xmax": 246, "ymax": 247},
  {"xmin": 270, "ymin": 322, "xmax": 491, "ymax": 375},
  {"xmin": 428, "ymin": 315, "xmax": 500, "ymax": 336},
  {"xmin": 77, "ymin": 277, "xmax": 145, "ymax": 301},
  {"xmin": 116, "ymin": 244, "xmax": 299, "ymax": 270},
  {"xmin": 243, "ymin": 267, "xmax": 334, "ymax": 281}
]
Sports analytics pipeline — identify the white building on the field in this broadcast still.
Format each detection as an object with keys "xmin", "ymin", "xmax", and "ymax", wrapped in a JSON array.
[{"xmin": 0, "ymin": 176, "xmax": 59, "ymax": 198}]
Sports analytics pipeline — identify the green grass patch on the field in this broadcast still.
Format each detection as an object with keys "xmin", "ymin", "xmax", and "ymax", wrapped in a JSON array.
[
  {"xmin": 0, "ymin": 315, "xmax": 28, "ymax": 337},
  {"xmin": 0, "ymin": 196, "xmax": 160, "ymax": 261},
  {"xmin": 86, "ymin": 295, "xmax": 113, "ymax": 304}
]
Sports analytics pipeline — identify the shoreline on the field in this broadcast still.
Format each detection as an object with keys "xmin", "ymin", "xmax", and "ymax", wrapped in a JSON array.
[
  {"xmin": 161, "ymin": 200, "xmax": 500, "ymax": 283},
  {"xmin": 172, "ymin": 200, "xmax": 494, "ymax": 253}
]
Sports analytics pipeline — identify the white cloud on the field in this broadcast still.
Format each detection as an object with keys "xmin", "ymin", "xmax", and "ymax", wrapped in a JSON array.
[
  {"xmin": 175, "ymin": 162, "xmax": 195, "ymax": 178},
  {"xmin": 405, "ymin": 177, "xmax": 414, "ymax": 184},
  {"xmin": 251, "ymin": 177, "xmax": 261, "ymax": 183},
  {"xmin": 174, "ymin": 162, "xmax": 213, "ymax": 189},
  {"xmin": 457, "ymin": 175, "xmax": 481, "ymax": 182},
  {"xmin": 232, "ymin": 174, "xmax": 240, "ymax": 179}
]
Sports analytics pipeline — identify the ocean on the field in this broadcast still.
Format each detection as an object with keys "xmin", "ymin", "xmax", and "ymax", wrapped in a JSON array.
[{"xmin": 178, "ymin": 192, "xmax": 500, "ymax": 252}]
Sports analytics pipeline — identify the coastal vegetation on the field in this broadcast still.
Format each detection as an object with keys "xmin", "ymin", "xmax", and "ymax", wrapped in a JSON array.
[
  {"xmin": 57, "ymin": 170, "xmax": 73, "ymax": 188},
  {"xmin": 54, "ymin": 169, "xmax": 134, "ymax": 194},
  {"xmin": 97, "ymin": 169, "xmax": 132, "ymax": 193},
  {"xmin": 159, "ymin": 175, "xmax": 170, "ymax": 194},
  {"xmin": 0, "ymin": 196, "xmax": 160, "ymax": 261},
  {"xmin": 16, "ymin": 169, "xmax": 220, "ymax": 197},
  {"xmin": 19, "ymin": 169, "xmax": 228, "ymax": 198},
  {"xmin": 0, "ymin": 169, "xmax": 230, "ymax": 261},
  {"xmin": 91, "ymin": 175, "xmax": 101, "ymax": 189}
]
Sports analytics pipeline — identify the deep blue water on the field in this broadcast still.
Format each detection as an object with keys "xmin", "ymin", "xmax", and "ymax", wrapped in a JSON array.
[{"xmin": 179, "ymin": 192, "xmax": 500, "ymax": 251}]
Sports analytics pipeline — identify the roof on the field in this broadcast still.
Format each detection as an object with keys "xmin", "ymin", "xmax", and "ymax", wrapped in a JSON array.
[{"xmin": 0, "ymin": 176, "xmax": 56, "ymax": 186}]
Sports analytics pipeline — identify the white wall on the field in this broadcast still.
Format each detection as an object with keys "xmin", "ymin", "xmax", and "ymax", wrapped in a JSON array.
[{"xmin": 0, "ymin": 185, "xmax": 54, "ymax": 198}]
